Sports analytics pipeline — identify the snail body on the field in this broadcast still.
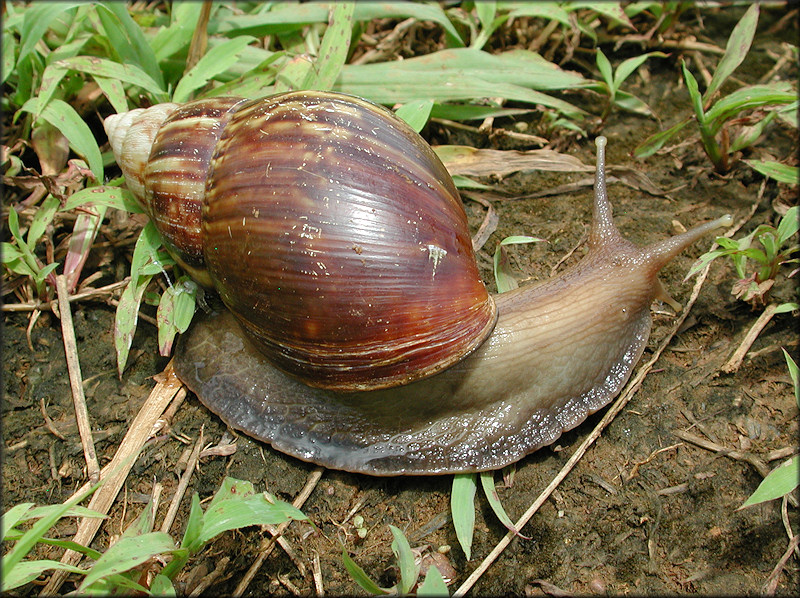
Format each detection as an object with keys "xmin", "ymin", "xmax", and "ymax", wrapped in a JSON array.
[{"xmin": 106, "ymin": 92, "xmax": 731, "ymax": 475}]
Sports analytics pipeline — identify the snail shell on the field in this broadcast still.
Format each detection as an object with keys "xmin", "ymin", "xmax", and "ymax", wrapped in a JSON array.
[
  {"xmin": 105, "ymin": 92, "xmax": 497, "ymax": 391},
  {"xmin": 106, "ymin": 95, "xmax": 732, "ymax": 475}
]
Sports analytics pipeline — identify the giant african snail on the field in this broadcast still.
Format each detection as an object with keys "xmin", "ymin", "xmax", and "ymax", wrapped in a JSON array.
[{"xmin": 105, "ymin": 91, "xmax": 732, "ymax": 475}]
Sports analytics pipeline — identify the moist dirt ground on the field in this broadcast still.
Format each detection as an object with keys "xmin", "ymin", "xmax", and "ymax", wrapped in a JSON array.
[{"xmin": 3, "ymin": 5, "xmax": 798, "ymax": 597}]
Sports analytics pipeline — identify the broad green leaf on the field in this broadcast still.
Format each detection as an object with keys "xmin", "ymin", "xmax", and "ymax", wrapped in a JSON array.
[
  {"xmin": 395, "ymin": 99, "xmax": 434, "ymax": 132},
  {"xmin": 172, "ymin": 36, "xmax": 256, "ymax": 103},
  {"xmin": 2, "ymin": 560, "xmax": 86, "ymax": 592},
  {"xmin": 341, "ymin": 547, "xmax": 389, "ymax": 595},
  {"xmin": 34, "ymin": 63, "xmax": 70, "ymax": 122},
  {"xmin": 740, "ymin": 455, "xmax": 799, "ymax": 508},
  {"xmin": 115, "ymin": 222, "xmax": 164, "ymax": 376},
  {"xmin": 611, "ymin": 89, "xmax": 656, "ymax": 116},
  {"xmin": 78, "ymin": 532, "xmax": 177, "ymax": 591},
  {"xmin": 197, "ymin": 493, "xmax": 307, "ymax": 547},
  {"xmin": 150, "ymin": 573, "xmax": 176, "ymax": 596},
  {"xmin": 451, "ymin": 473, "xmax": 477, "ymax": 561},
  {"xmin": 774, "ymin": 303, "xmax": 799, "ymax": 315},
  {"xmin": 743, "ymin": 160, "xmax": 799, "ymax": 186},
  {"xmin": 417, "ymin": 564, "xmax": 450, "ymax": 596},
  {"xmin": 207, "ymin": 477, "xmax": 256, "ymax": 512},
  {"xmin": 20, "ymin": 98, "xmax": 103, "ymax": 180},
  {"xmin": 390, "ymin": 525, "xmax": 419, "ymax": 595},
  {"xmin": 451, "ymin": 175, "xmax": 493, "ymax": 190},
  {"xmin": 704, "ymin": 4, "xmax": 759, "ymax": 101},
  {"xmin": 306, "ymin": 2, "xmax": 354, "ymax": 91}
]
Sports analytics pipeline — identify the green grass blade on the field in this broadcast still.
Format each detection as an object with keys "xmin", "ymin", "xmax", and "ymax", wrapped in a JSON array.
[
  {"xmin": 633, "ymin": 117, "xmax": 690, "ymax": 159},
  {"xmin": 54, "ymin": 56, "xmax": 169, "ymax": 101},
  {"xmin": 337, "ymin": 49, "xmax": 585, "ymax": 118},
  {"xmin": 63, "ymin": 185, "xmax": 142, "ymax": 213},
  {"xmin": 451, "ymin": 473, "xmax": 477, "ymax": 561},
  {"xmin": 150, "ymin": 1, "xmax": 203, "ymax": 61},
  {"xmin": 1, "ymin": 504, "xmax": 35, "ymax": 540},
  {"xmin": 390, "ymin": 525, "xmax": 419, "ymax": 594},
  {"xmin": 681, "ymin": 61, "xmax": 705, "ymax": 123},
  {"xmin": 17, "ymin": 2, "xmax": 81, "ymax": 63},
  {"xmin": 740, "ymin": 455, "xmax": 799, "ymax": 509},
  {"xmin": 305, "ymin": 2, "xmax": 354, "ymax": 91},
  {"xmin": 704, "ymin": 4, "xmax": 759, "ymax": 101},
  {"xmin": 2, "ymin": 27, "xmax": 18, "ymax": 84},
  {"xmin": 782, "ymin": 348, "xmax": 800, "ymax": 406},
  {"xmin": 20, "ymin": 98, "xmax": 104, "ymax": 181},
  {"xmin": 172, "ymin": 36, "xmax": 256, "ymax": 103},
  {"xmin": 595, "ymin": 48, "xmax": 614, "ymax": 93},
  {"xmin": 212, "ymin": 2, "xmax": 464, "ymax": 47},
  {"xmin": 614, "ymin": 52, "xmax": 668, "ymax": 90},
  {"xmin": 96, "ymin": 3, "xmax": 164, "ymax": 89},
  {"xmin": 341, "ymin": 547, "xmax": 389, "ymax": 594},
  {"xmin": 704, "ymin": 83, "xmax": 795, "ymax": 134},
  {"xmin": 94, "ymin": 76, "xmax": 128, "ymax": 114},
  {"xmin": 504, "ymin": 2, "xmax": 571, "ymax": 26},
  {"xmin": 1, "ymin": 482, "xmax": 99, "ymax": 582},
  {"xmin": 743, "ymin": 160, "xmax": 799, "ymax": 186},
  {"xmin": 479, "ymin": 471, "xmax": 526, "ymax": 537},
  {"xmin": 569, "ymin": 1, "xmax": 635, "ymax": 29},
  {"xmin": 2, "ymin": 560, "xmax": 86, "ymax": 592}
]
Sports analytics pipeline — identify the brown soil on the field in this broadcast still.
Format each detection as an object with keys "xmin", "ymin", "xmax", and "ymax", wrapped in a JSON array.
[{"xmin": 3, "ymin": 5, "xmax": 798, "ymax": 597}]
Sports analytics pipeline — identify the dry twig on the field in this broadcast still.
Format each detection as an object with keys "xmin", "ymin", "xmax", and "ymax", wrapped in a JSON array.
[
  {"xmin": 160, "ymin": 428, "xmax": 205, "ymax": 535},
  {"xmin": 234, "ymin": 467, "xmax": 324, "ymax": 596},
  {"xmin": 55, "ymin": 274, "xmax": 100, "ymax": 484},
  {"xmin": 41, "ymin": 363, "xmax": 185, "ymax": 595},
  {"xmin": 721, "ymin": 303, "xmax": 780, "ymax": 373}
]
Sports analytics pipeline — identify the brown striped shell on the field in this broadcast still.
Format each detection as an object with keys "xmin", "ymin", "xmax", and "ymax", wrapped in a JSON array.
[{"xmin": 104, "ymin": 92, "xmax": 497, "ymax": 391}]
